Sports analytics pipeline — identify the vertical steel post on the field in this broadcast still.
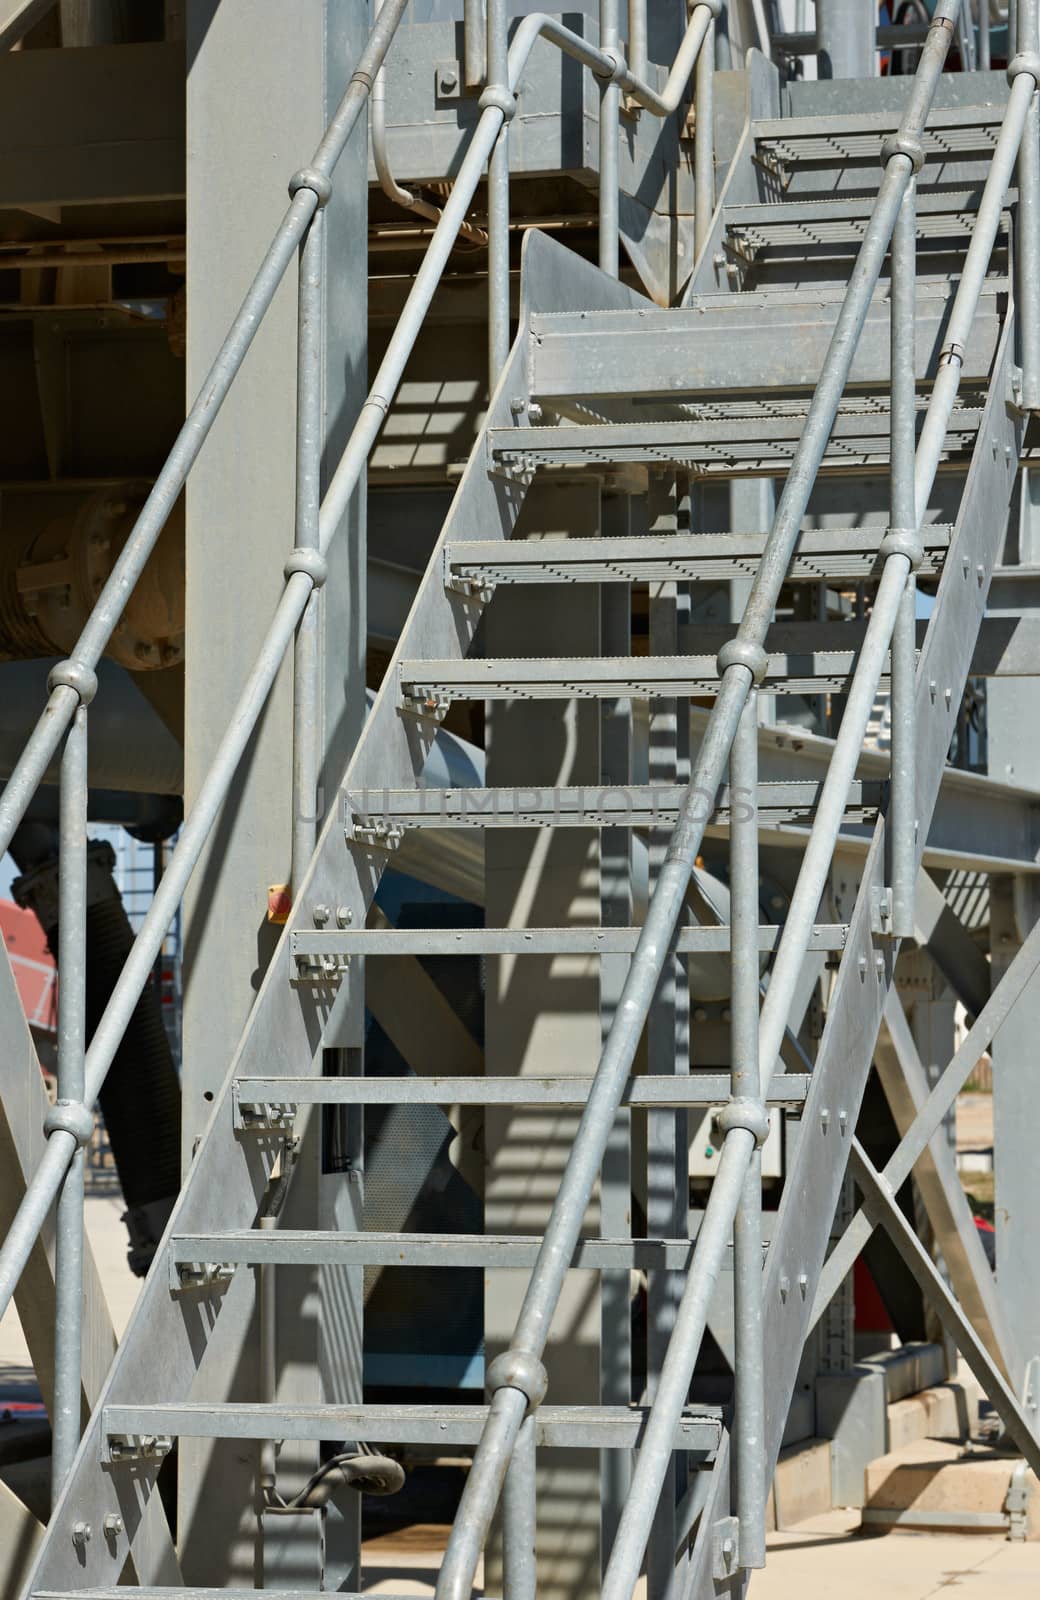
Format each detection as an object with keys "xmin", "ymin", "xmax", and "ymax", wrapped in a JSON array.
[
  {"xmin": 50, "ymin": 704, "xmax": 89, "ymax": 1503},
  {"xmin": 1016, "ymin": 1, "xmax": 1040, "ymax": 408},
  {"xmin": 694, "ymin": 17, "xmax": 715, "ymax": 260},
  {"xmin": 816, "ymin": 0, "xmax": 876, "ymax": 79},
  {"xmin": 502, "ymin": 1416, "xmax": 537, "ymax": 1600},
  {"xmin": 464, "ymin": 0, "xmax": 487, "ymax": 89},
  {"xmin": 291, "ymin": 205, "xmax": 326, "ymax": 894},
  {"xmin": 730, "ymin": 692, "xmax": 766, "ymax": 1570},
  {"xmin": 599, "ymin": 0, "xmax": 621, "ymax": 276},
  {"xmin": 486, "ymin": 0, "xmax": 512, "ymax": 383},
  {"xmin": 980, "ymin": 0, "xmax": 992, "ymax": 70},
  {"xmin": 627, "ymin": 0, "xmax": 646, "ymax": 82},
  {"xmin": 889, "ymin": 181, "xmax": 918, "ymax": 940}
]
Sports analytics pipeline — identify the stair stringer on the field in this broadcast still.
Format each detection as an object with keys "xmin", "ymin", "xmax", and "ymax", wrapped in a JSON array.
[
  {"xmin": 22, "ymin": 228, "xmax": 653, "ymax": 1594},
  {"xmin": 682, "ymin": 311, "xmax": 1023, "ymax": 1599}
]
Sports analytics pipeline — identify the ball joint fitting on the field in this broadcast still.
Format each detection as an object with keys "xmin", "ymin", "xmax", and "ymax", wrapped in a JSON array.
[
  {"xmin": 479, "ymin": 84, "xmax": 517, "ymax": 120},
  {"xmin": 48, "ymin": 659, "xmax": 98, "ymax": 707},
  {"xmin": 288, "ymin": 168, "xmax": 333, "ymax": 208},
  {"xmin": 717, "ymin": 639, "xmax": 768, "ymax": 684},
  {"xmin": 485, "ymin": 1348, "xmax": 549, "ymax": 1417},
  {"xmin": 45, "ymin": 1099, "xmax": 95, "ymax": 1148},
  {"xmin": 880, "ymin": 133, "xmax": 925, "ymax": 174},
  {"xmin": 598, "ymin": 45, "xmax": 627, "ymax": 83},
  {"xmin": 879, "ymin": 528, "xmax": 925, "ymax": 569},
  {"xmin": 698, "ymin": 0, "xmax": 724, "ymax": 15},
  {"xmin": 714, "ymin": 1097, "xmax": 770, "ymax": 1149},
  {"xmin": 284, "ymin": 548, "xmax": 328, "ymax": 588},
  {"xmin": 1008, "ymin": 52, "xmax": 1040, "ymax": 88}
]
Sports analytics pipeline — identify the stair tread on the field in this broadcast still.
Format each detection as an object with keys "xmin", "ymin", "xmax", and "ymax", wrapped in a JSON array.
[{"xmin": 444, "ymin": 527, "xmax": 950, "ymax": 584}]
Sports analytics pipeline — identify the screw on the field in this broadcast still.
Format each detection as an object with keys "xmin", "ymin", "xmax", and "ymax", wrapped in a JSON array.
[
  {"xmin": 336, "ymin": 906, "xmax": 353, "ymax": 928},
  {"xmin": 72, "ymin": 1522, "xmax": 92, "ymax": 1549},
  {"xmin": 313, "ymin": 905, "xmax": 330, "ymax": 927}
]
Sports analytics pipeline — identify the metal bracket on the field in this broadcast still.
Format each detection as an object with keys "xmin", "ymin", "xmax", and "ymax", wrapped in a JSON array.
[
  {"xmin": 231, "ymin": 1083, "xmax": 296, "ymax": 1135},
  {"xmin": 346, "ymin": 816, "xmax": 406, "ymax": 851},
  {"xmin": 399, "ymin": 685, "xmax": 452, "ymax": 722},
  {"xmin": 105, "ymin": 1433, "xmax": 174, "ymax": 1466},
  {"xmin": 711, "ymin": 1514, "xmax": 741, "ymax": 1581},
  {"xmin": 1006, "ymin": 1458, "xmax": 1031, "ymax": 1541},
  {"xmin": 170, "ymin": 1259, "xmax": 236, "ymax": 1294},
  {"xmin": 871, "ymin": 884, "xmax": 894, "ymax": 937}
]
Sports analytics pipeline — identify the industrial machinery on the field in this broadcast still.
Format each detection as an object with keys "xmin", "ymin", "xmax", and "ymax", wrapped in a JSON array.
[{"xmin": 1, "ymin": 2, "xmax": 1039, "ymax": 1597}]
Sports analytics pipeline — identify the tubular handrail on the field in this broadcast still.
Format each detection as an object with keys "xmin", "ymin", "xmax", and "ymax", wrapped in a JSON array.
[
  {"xmin": 436, "ymin": 7, "xmax": 977, "ymax": 1599},
  {"xmin": 0, "ymin": 0, "xmax": 722, "ymax": 1473}
]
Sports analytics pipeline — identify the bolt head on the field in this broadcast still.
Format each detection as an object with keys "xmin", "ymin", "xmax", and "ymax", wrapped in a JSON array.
[
  {"xmin": 313, "ymin": 904, "xmax": 330, "ymax": 927},
  {"xmin": 336, "ymin": 906, "xmax": 353, "ymax": 927},
  {"xmin": 103, "ymin": 1513, "xmax": 124, "ymax": 1537},
  {"xmin": 72, "ymin": 1521, "xmax": 92, "ymax": 1547}
]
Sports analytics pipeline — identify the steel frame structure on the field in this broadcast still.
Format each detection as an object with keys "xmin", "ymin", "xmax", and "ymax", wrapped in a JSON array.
[{"xmin": 2, "ymin": 0, "xmax": 1040, "ymax": 1597}]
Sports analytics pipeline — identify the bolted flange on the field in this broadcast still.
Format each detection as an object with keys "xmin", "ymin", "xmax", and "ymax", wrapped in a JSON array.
[
  {"xmin": 47, "ymin": 659, "xmax": 98, "ymax": 706},
  {"xmin": 485, "ymin": 1347, "xmax": 548, "ymax": 1417},
  {"xmin": 44, "ymin": 1098, "xmax": 95, "ymax": 1147}
]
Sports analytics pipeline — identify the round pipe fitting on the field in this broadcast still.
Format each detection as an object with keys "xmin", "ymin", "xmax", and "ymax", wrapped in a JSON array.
[
  {"xmin": 717, "ymin": 639, "xmax": 768, "ymax": 684},
  {"xmin": 288, "ymin": 167, "xmax": 333, "ymax": 207},
  {"xmin": 284, "ymin": 548, "xmax": 328, "ymax": 588},
  {"xmin": 1008, "ymin": 52, "xmax": 1040, "ymax": 87},
  {"xmin": 485, "ymin": 1348, "xmax": 549, "ymax": 1416},
  {"xmin": 880, "ymin": 132, "xmax": 925, "ymax": 173},
  {"xmin": 47, "ymin": 659, "xmax": 98, "ymax": 706},
  {"xmin": 44, "ymin": 1098, "xmax": 95, "ymax": 1148},
  {"xmin": 878, "ymin": 528, "xmax": 925, "ymax": 569},
  {"xmin": 713, "ymin": 1097, "xmax": 770, "ymax": 1148}
]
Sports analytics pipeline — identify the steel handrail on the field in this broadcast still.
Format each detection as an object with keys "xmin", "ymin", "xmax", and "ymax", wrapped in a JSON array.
[
  {"xmin": 436, "ymin": 7, "xmax": 974, "ymax": 1598},
  {"xmin": 0, "ymin": 0, "xmax": 722, "ymax": 1495}
]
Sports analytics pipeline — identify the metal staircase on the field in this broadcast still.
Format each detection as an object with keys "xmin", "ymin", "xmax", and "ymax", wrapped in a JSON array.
[{"xmin": 5, "ymin": 2, "xmax": 1040, "ymax": 1598}]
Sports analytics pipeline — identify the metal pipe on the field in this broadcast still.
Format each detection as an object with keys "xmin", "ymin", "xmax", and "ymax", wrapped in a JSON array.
[
  {"xmin": 599, "ymin": 0, "xmax": 621, "ymax": 277},
  {"xmin": 371, "ymin": 0, "xmax": 487, "ymax": 247},
  {"xmin": 915, "ymin": 67, "xmax": 1035, "ymax": 517},
  {"xmin": 0, "ymin": 0, "xmax": 411, "ymax": 867},
  {"xmin": 435, "ymin": 20, "xmax": 957, "ymax": 1599},
  {"xmin": 502, "ymin": 1416, "xmax": 537, "ymax": 1600},
  {"xmin": 730, "ymin": 694, "xmax": 765, "ymax": 1572},
  {"xmin": 889, "ymin": 182, "xmax": 918, "ymax": 939},
  {"xmin": 981, "ymin": 0, "xmax": 993, "ymax": 69},
  {"xmin": 601, "ymin": 1131, "xmax": 756, "ymax": 1600},
  {"xmin": 259, "ymin": 1212, "xmax": 279, "ymax": 1497},
  {"xmin": 464, "ymin": 0, "xmax": 487, "ymax": 89},
  {"xmin": 694, "ymin": 18, "xmax": 716, "ymax": 261},
  {"xmin": 816, "ymin": 0, "xmax": 877, "ymax": 79},
  {"xmin": 1016, "ymin": 1, "xmax": 1040, "ymax": 406},
  {"xmin": 627, "ymin": 0, "xmax": 647, "ymax": 82},
  {"xmin": 291, "ymin": 207, "xmax": 325, "ymax": 893},
  {"xmin": 49, "ymin": 705, "xmax": 88, "ymax": 1504},
  {"xmin": 487, "ymin": 0, "xmax": 511, "ymax": 381}
]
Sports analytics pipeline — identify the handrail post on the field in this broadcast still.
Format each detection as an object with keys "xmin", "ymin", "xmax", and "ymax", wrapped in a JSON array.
[
  {"xmin": 291, "ymin": 204, "xmax": 326, "ymax": 893},
  {"xmin": 599, "ymin": 0, "xmax": 621, "ymax": 276},
  {"xmin": 694, "ymin": 12, "xmax": 716, "ymax": 261},
  {"xmin": 486, "ymin": 0, "xmax": 513, "ymax": 383},
  {"xmin": 464, "ymin": 0, "xmax": 487, "ymax": 89},
  {"xmin": 50, "ymin": 703, "xmax": 89, "ymax": 1504},
  {"xmin": 1015, "ymin": 1, "xmax": 1040, "ymax": 408},
  {"xmin": 502, "ymin": 1415, "xmax": 537, "ymax": 1600},
  {"xmin": 730, "ymin": 692, "xmax": 766, "ymax": 1571},
  {"xmin": 888, "ymin": 180, "xmax": 919, "ymax": 940}
]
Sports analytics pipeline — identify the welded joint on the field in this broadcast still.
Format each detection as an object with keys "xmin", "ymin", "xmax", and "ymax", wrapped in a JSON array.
[
  {"xmin": 288, "ymin": 167, "xmax": 333, "ymax": 208},
  {"xmin": 478, "ymin": 84, "xmax": 517, "ymax": 120},
  {"xmin": 284, "ymin": 548, "xmax": 328, "ymax": 587},
  {"xmin": 44, "ymin": 1098, "xmax": 94, "ymax": 1148},
  {"xmin": 880, "ymin": 132, "xmax": 925, "ymax": 174},
  {"xmin": 717, "ymin": 639, "xmax": 768, "ymax": 684},
  {"xmin": 714, "ymin": 1098, "xmax": 770, "ymax": 1148},
  {"xmin": 486, "ymin": 1348, "xmax": 548, "ymax": 1418},
  {"xmin": 47, "ymin": 658, "xmax": 98, "ymax": 706},
  {"xmin": 1008, "ymin": 52, "xmax": 1040, "ymax": 88},
  {"xmin": 879, "ymin": 527, "xmax": 925, "ymax": 569}
]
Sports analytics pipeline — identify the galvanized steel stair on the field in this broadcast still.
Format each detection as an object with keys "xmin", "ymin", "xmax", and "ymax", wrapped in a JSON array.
[{"xmin": 22, "ymin": 72, "xmax": 1027, "ymax": 1600}]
